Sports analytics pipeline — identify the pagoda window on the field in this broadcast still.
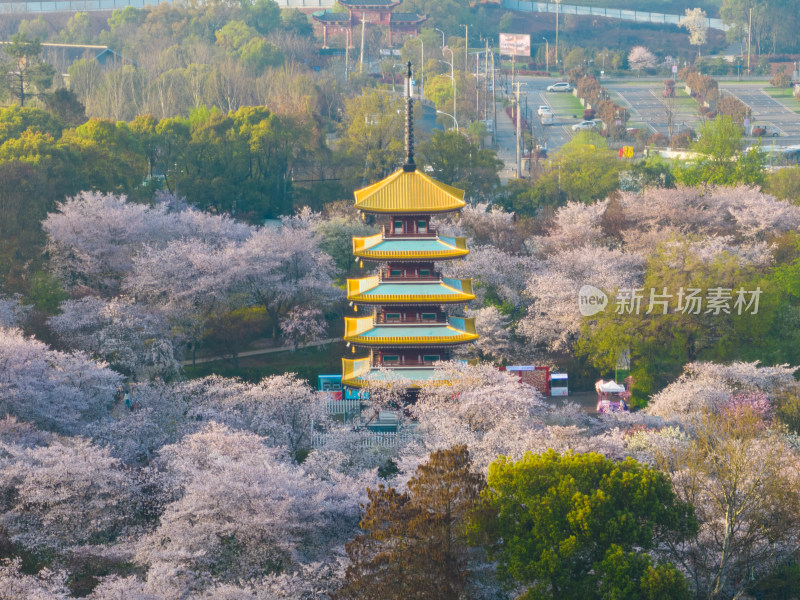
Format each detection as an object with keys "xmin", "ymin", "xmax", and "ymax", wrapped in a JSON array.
[
  {"xmin": 417, "ymin": 220, "xmax": 427, "ymax": 233},
  {"xmin": 390, "ymin": 269, "xmax": 402, "ymax": 277},
  {"xmin": 419, "ymin": 268, "xmax": 430, "ymax": 277},
  {"xmin": 385, "ymin": 312, "xmax": 401, "ymax": 321},
  {"xmin": 393, "ymin": 219, "xmax": 404, "ymax": 233},
  {"xmin": 423, "ymin": 354, "xmax": 441, "ymax": 363},
  {"xmin": 383, "ymin": 355, "xmax": 400, "ymax": 363},
  {"xmin": 421, "ymin": 312, "xmax": 437, "ymax": 321}
]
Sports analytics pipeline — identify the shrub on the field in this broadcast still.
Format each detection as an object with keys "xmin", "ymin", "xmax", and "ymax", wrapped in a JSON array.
[
  {"xmin": 647, "ymin": 133, "xmax": 668, "ymax": 146},
  {"xmin": 583, "ymin": 108, "xmax": 596, "ymax": 120},
  {"xmin": 670, "ymin": 132, "xmax": 693, "ymax": 148},
  {"xmin": 771, "ymin": 67, "xmax": 793, "ymax": 88}
]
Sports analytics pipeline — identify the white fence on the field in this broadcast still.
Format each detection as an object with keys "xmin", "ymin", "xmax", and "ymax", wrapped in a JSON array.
[
  {"xmin": 325, "ymin": 398, "xmax": 363, "ymax": 415},
  {"xmin": 0, "ymin": 0, "xmax": 333, "ymax": 13},
  {"xmin": 311, "ymin": 430, "xmax": 415, "ymax": 448},
  {"xmin": 502, "ymin": 0, "xmax": 728, "ymax": 31}
]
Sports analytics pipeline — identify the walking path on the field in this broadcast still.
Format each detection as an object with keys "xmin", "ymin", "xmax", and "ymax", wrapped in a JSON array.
[{"xmin": 181, "ymin": 337, "xmax": 340, "ymax": 366}]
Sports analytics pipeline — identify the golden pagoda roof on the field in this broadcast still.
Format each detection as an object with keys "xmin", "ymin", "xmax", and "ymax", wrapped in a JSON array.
[
  {"xmin": 341, "ymin": 357, "xmax": 478, "ymax": 388},
  {"xmin": 354, "ymin": 168, "xmax": 466, "ymax": 214},
  {"xmin": 347, "ymin": 275, "xmax": 475, "ymax": 304},
  {"xmin": 353, "ymin": 233, "xmax": 468, "ymax": 261},
  {"xmin": 344, "ymin": 316, "xmax": 477, "ymax": 346}
]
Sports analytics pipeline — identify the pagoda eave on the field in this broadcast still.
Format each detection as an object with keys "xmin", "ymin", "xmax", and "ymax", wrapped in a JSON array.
[{"xmin": 350, "ymin": 297, "xmax": 474, "ymax": 305}]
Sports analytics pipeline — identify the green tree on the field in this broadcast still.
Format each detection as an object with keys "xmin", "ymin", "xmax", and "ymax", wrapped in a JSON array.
[
  {"xmin": 473, "ymin": 450, "xmax": 696, "ymax": 600},
  {"xmin": 280, "ymin": 8, "xmax": 313, "ymax": 36},
  {"xmin": 576, "ymin": 237, "xmax": 790, "ymax": 399},
  {"xmin": 239, "ymin": 38, "xmax": 284, "ymax": 72},
  {"xmin": 338, "ymin": 90, "xmax": 405, "ymax": 187},
  {"xmin": 242, "ymin": 0, "xmax": 281, "ymax": 35},
  {"xmin": 418, "ymin": 130, "xmax": 502, "ymax": 201},
  {"xmin": 336, "ymin": 445, "xmax": 487, "ymax": 600},
  {"xmin": 1, "ymin": 34, "xmax": 56, "ymax": 107},
  {"xmin": 59, "ymin": 12, "xmax": 93, "ymax": 44},
  {"xmin": 765, "ymin": 166, "xmax": 800, "ymax": 203},
  {"xmin": 674, "ymin": 115, "xmax": 765, "ymax": 187}
]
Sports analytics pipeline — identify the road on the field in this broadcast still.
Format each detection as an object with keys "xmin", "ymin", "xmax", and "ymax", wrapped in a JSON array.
[
  {"xmin": 719, "ymin": 84, "xmax": 800, "ymax": 141},
  {"xmin": 493, "ymin": 76, "xmax": 579, "ymax": 180},
  {"xmin": 491, "ymin": 78, "xmax": 800, "ymax": 175}
]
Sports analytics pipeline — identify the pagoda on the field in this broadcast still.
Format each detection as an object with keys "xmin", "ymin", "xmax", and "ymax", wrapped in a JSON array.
[
  {"xmin": 342, "ymin": 63, "xmax": 478, "ymax": 392},
  {"xmin": 312, "ymin": 0, "xmax": 426, "ymax": 48}
]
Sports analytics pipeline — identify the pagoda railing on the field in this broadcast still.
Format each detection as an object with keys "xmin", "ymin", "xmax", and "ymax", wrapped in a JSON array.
[
  {"xmin": 379, "ymin": 273, "xmax": 440, "ymax": 281},
  {"xmin": 381, "ymin": 226, "xmax": 438, "ymax": 238},
  {"xmin": 375, "ymin": 359, "xmax": 445, "ymax": 367},
  {"xmin": 375, "ymin": 313, "xmax": 447, "ymax": 324}
]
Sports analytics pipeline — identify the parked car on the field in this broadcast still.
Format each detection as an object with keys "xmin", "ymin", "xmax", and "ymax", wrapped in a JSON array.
[
  {"xmin": 537, "ymin": 105, "xmax": 552, "ymax": 116},
  {"xmin": 546, "ymin": 82, "xmax": 572, "ymax": 93},
  {"xmin": 572, "ymin": 120, "xmax": 597, "ymax": 132},
  {"xmin": 751, "ymin": 125, "xmax": 780, "ymax": 137}
]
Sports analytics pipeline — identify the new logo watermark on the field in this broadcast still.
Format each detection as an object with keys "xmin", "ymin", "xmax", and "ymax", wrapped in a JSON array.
[
  {"xmin": 577, "ymin": 286, "xmax": 762, "ymax": 316},
  {"xmin": 578, "ymin": 285, "xmax": 609, "ymax": 316}
]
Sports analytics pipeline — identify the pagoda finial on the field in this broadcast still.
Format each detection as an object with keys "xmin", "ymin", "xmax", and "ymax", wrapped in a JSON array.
[{"xmin": 403, "ymin": 61, "xmax": 416, "ymax": 172}]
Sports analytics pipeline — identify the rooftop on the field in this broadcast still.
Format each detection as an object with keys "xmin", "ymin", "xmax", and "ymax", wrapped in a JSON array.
[
  {"xmin": 347, "ymin": 275, "xmax": 474, "ymax": 304},
  {"xmin": 344, "ymin": 315, "xmax": 477, "ymax": 346},
  {"xmin": 354, "ymin": 168, "xmax": 466, "ymax": 214},
  {"xmin": 353, "ymin": 233, "xmax": 468, "ymax": 261}
]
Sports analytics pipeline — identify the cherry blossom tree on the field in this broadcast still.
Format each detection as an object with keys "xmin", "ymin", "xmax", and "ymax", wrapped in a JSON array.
[
  {"xmin": 655, "ymin": 407, "xmax": 800, "ymax": 599},
  {"xmin": 43, "ymin": 191, "xmax": 252, "ymax": 295},
  {"xmin": 517, "ymin": 245, "xmax": 645, "ymax": 355},
  {"xmin": 0, "ymin": 558, "xmax": 69, "ymax": 600},
  {"xmin": 680, "ymin": 8, "xmax": 708, "ymax": 58},
  {"xmin": 412, "ymin": 362, "xmax": 547, "ymax": 470},
  {"xmin": 462, "ymin": 306, "xmax": 515, "ymax": 362},
  {"xmin": 136, "ymin": 424, "xmax": 360, "ymax": 596},
  {"xmin": 0, "ymin": 327, "xmax": 121, "ymax": 433},
  {"xmin": 281, "ymin": 306, "xmax": 328, "ymax": 350},
  {"xmin": 0, "ymin": 435, "xmax": 140, "ymax": 555},
  {"xmin": 628, "ymin": 46, "xmax": 657, "ymax": 76},
  {"xmin": 229, "ymin": 216, "xmax": 341, "ymax": 338},
  {"xmin": 446, "ymin": 245, "xmax": 535, "ymax": 309},
  {"xmin": 48, "ymin": 296, "xmax": 179, "ymax": 380},
  {"xmin": 647, "ymin": 361, "xmax": 797, "ymax": 419},
  {"xmin": 0, "ymin": 295, "xmax": 30, "ymax": 328},
  {"xmin": 178, "ymin": 374, "xmax": 327, "ymax": 459}
]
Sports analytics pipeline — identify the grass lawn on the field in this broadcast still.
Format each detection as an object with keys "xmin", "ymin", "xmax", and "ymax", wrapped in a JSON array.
[
  {"xmin": 763, "ymin": 87, "xmax": 800, "ymax": 113},
  {"xmin": 546, "ymin": 91, "xmax": 585, "ymax": 116},
  {"xmin": 184, "ymin": 341, "xmax": 347, "ymax": 386}
]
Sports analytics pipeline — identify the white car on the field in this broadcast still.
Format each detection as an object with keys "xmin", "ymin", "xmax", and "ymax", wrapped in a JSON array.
[
  {"xmin": 571, "ymin": 120, "xmax": 597, "ymax": 132},
  {"xmin": 537, "ymin": 105, "xmax": 552, "ymax": 116},
  {"xmin": 546, "ymin": 82, "xmax": 572, "ymax": 92}
]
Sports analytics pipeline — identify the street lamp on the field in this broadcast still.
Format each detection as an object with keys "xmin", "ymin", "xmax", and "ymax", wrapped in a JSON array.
[
  {"xmin": 554, "ymin": 0, "xmax": 561, "ymax": 68},
  {"xmin": 542, "ymin": 37, "xmax": 549, "ymax": 73},
  {"xmin": 434, "ymin": 27, "xmax": 445, "ymax": 49},
  {"xmin": 408, "ymin": 36, "xmax": 424, "ymax": 100},
  {"xmin": 460, "ymin": 24, "xmax": 468, "ymax": 71},
  {"xmin": 440, "ymin": 47, "xmax": 456, "ymax": 128},
  {"xmin": 436, "ymin": 109, "xmax": 458, "ymax": 132}
]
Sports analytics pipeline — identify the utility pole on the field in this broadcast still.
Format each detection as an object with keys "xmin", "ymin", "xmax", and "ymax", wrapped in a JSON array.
[
  {"xmin": 345, "ymin": 29, "xmax": 350, "ymax": 80},
  {"xmin": 443, "ymin": 46, "xmax": 456, "ymax": 129},
  {"xmin": 747, "ymin": 7, "xmax": 752, "ymax": 75},
  {"xmin": 359, "ymin": 12, "xmax": 366, "ymax": 74},
  {"xmin": 475, "ymin": 51, "xmax": 480, "ymax": 120},
  {"xmin": 484, "ymin": 39, "xmax": 489, "ymax": 120},
  {"xmin": 543, "ymin": 37, "xmax": 549, "ymax": 73},
  {"xmin": 555, "ymin": 0, "xmax": 561, "ymax": 69},
  {"xmin": 461, "ymin": 24, "xmax": 469, "ymax": 71},
  {"xmin": 491, "ymin": 49, "xmax": 497, "ymax": 146},
  {"xmin": 513, "ymin": 81, "xmax": 526, "ymax": 178}
]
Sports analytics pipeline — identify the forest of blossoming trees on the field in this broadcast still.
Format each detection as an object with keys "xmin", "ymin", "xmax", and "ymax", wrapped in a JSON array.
[{"xmin": 2, "ymin": 184, "xmax": 800, "ymax": 599}]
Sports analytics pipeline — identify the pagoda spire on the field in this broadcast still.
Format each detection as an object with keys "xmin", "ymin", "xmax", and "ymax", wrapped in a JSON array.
[{"xmin": 403, "ymin": 61, "xmax": 416, "ymax": 173}]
